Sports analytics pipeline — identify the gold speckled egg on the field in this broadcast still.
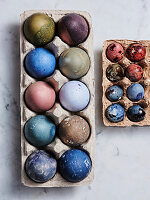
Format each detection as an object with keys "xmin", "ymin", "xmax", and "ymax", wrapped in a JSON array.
[{"xmin": 23, "ymin": 13, "xmax": 55, "ymax": 46}]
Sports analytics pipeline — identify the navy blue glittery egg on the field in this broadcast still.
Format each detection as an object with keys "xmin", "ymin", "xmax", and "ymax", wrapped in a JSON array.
[
  {"xmin": 106, "ymin": 103, "xmax": 125, "ymax": 122},
  {"xmin": 59, "ymin": 149, "xmax": 92, "ymax": 182},
  {"xmin": 127, "ymin": 83, "xmax": 144, "ymax": 102},
  {"xmin": 25, "ymin": 150, "xmax": 57, "ymax": 183},
  {"xmin": 25, "ymin": 48, "xmax": 56, "ymax": 79},
  {"xmin": 106, "ymin": 85, "xmax": 123, "ymax": 102},
  {"xmin": 127, "ymin": 105, "xmax": 145, "ymax": 122}
]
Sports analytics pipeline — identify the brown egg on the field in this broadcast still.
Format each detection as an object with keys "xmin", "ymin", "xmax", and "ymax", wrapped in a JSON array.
[
  {"xmin": 25, "ymin": 81, "xmax": 56, "ymax": 112},
  {"xmin": 59, "ymin": 115, "xmax": 90, "ymax": 147}
]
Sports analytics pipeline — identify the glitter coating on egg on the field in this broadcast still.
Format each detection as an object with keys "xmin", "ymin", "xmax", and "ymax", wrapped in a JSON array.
[
  {"xmin": 59, "ymin": 47, "xmax": 90, "ymax": 79},
  {"xmin": 59, "ymin": 81, "xmax": 90, "ymax": 112},
  {"xmin": 25, "ymin": 48, "xmax": 56, "ymax": 79},
  {"xmin": 58, "ymin": 149, "xmax": 92, "ymax": 182},
  {"xmin": 25, "ymin": 81, "xmax": 56, "ymax": 112},
  {"xmin": 125, "ymin": 64, "xmax": 143, "ymax": 82},
  {"xmin": 127, "ymin": 105, "xmax": 145, "ymax": 122},
  {"xmin": 59, "ymin": 115, "xmax": 90, "ymax": 147},
  {"xmin": 23, "ymin": 13, "xmax": 55, "ymax": 46},
  {"xmin": 127, "ymin": 83, "xmax": 144, "ymax": 102},
  {"xmin": 106, "ymin": 64, "xmax": 124, "ymax": 82},
  {"xmin": 58, "ymin": 13, "xmax": 89, "ymax": 46},
  {"xmin": 106, "ymin": 85, "xmax": 123, "ymax": 102},
  {"xmin": 25, "ymin": 150, "xmax": 57, "ymax": 183},
  {"xmin": 106, "ymin": 42, "xmax": 124, "ymax": 62},
  {"xmin": 126, "ymin": 43, "xmax": 146, "ymax": 62},
  {"xmin": 24, "ymin": 115, "xmax": 56, "ymax": 147},
  {"xmin": 106, "ymin": 103, "xmax": 125, "ymax": 123}
]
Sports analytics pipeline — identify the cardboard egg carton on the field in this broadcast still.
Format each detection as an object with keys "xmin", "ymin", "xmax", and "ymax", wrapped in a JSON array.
[
  {"xmin": 102, "ymin": 39, "xmax": 150, "ymax": 126},
  {"xmin": 20, "ymin": 10, "xmax": 95, "ymax": 187}
]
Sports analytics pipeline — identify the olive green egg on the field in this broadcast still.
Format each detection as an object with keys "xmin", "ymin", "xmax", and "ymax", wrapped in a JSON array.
[
  {"xmin": 23, "ymin": 13, "xmax": 55, "ymax": 46},
  {"xmin": 59, "ymin": 47, "xmax": 90, "ymax": 79}
]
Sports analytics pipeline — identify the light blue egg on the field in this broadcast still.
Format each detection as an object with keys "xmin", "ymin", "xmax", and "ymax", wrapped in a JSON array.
[{"xmin": 127, "ymin": 83, "xmax": 144, "ymax": 102}]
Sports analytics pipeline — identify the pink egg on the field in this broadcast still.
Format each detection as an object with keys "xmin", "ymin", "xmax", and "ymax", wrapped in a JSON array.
[{"xmin": 25, "ymin": 81, "xmax": 56, "ymax": 112}]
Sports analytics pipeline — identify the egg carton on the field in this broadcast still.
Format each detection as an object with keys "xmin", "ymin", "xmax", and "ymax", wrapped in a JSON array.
[
  {"xmin": 20, "ymin": 10, "xmax": 95, "ymax": 187},
  {"xmin": 102, "ymin": 39, "xmax": 150, "ymax": 126}
]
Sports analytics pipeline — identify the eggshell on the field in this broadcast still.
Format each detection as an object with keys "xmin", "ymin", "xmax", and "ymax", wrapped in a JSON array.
[
  {"xmin": 58, "ymin": 149, "xmax": 92, "ymax": 182},
  {"xmin": 25, "ymin": 81, "xmax": 56, "ymax": 112},
  {"xmin": 59, "ymin": 81, "xmax": 90, "ymax": 112}
]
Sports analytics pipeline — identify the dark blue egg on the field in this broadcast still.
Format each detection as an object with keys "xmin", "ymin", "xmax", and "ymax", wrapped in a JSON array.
[
  {"xmin": 25, "ymin": 150, "xmax": 57, "ymax": 183},
  {"xmin": 127, "ymin": 83, "xmax": 144, "ymax": 102},
  {"xmin": 106, "ymin": 103, "xmax": 125, "ymax": 122},
  {"xmin": 25, "ymin": 48, "xmax": 56, "ymax": 79},
  {"xmin": 59, "ymin": 149, "xmax": 92, "ymax": 182},
  {"xmin": 127, "ymin": 105, "xmax": 145, "ymax": 122},
  {"xmin": 24, "ymin": 115, "xmax": 56, "ymax": 147},
  {"xmin": 106, "ymin": 85, "xmax": 123, "ymax": 102}
]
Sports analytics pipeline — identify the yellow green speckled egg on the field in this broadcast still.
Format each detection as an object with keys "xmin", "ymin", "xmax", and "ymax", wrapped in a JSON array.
[{"xmin": 23, "ymin": 13, "xmax": 55, "ymax": 46}]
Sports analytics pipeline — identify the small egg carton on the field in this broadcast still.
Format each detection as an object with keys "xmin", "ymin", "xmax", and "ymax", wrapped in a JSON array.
[
  {"xmin": 102, "ymin": 39, "xmax": 150, "ymax": 126},
  {"xmin": 20, "ymin": 10, "xmax": 95, "ymax": 187}
]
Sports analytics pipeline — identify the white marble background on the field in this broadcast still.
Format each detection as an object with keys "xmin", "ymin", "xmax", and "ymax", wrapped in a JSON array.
[{"xmin": 0, "ymin": 0, "xmax": 150, "ymax": 199}]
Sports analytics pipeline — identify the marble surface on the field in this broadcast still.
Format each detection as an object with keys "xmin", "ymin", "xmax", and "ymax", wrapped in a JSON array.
[{"xmin": 0, "ymin": 0, "xmax": 150, "ymax": 199}]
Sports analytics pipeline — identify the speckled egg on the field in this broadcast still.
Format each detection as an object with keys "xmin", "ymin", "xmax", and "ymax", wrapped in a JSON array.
[
  {"xmin": 126, "ymin": 43, "xmax": 146, "ymax": 62},
  {"xmin": 106, "ymin": 42, "xmax": 124, "ymax": 62},
  {"xmin": 23, "ymin": 13, "xmax": 55, "ymax": 46},
  {"xmin": 25, "ymin": 48, "xmax": 56, "ymax": 79},
  {"xmin": 25, "ymin": 81, "xmax": 56, "ymax": 112},
  {"xmin": 58, "ymin": 149, "xmax": 91, "ymax": 182},
  {"xmin": 59, "ymin": 47, "xmax": 90, "ymax": 79},
  {"xmin": 25, "ymin": 150, "xmax": 57, "ymax": 183},
  {"xmin": 106, "ymin": 85, "xmax": 123, "ymax": 102},
  {"xmin": 59, "ymin": 115, "xmax": 90, "ymax": 147},
  {"xmin": 106, "ymin": 64, "xmax": 124, "ymax": 82},
  {"xmin": 125, "ymin": 64, "xmax": 143, "ymax": 82},
  {"xmin": 127, "ymin": 105, "xmax": 145, "ymax": 122},
  {"xmin": 59, "ymin": 81, "xmax": 90, "ymax": 112},
  {"xmin": 58, "ymin": 13, "xmax": 89, "ymax": 46},
  {"xmin": 24, "ymin": 115, "xmax": 56, "ymax": 147},
  {"xmin": 127, "ymin": 83, "xmax": 144, "ymax": 102},
  {"xmin": 106, "ymin": 103, "xmax": 125, "ymax": 123}
]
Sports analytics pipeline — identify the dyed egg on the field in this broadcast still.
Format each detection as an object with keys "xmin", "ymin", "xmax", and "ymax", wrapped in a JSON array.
[
  {"xmin": 24, "ymin": 115, "xmax": 56, "ymax": 147},
  {"xmin": 59, "ymin": 149, "xmax": 91, "ymax": 182},
  {"xmin": 59, "ymin": 81, "xmax": 90, "ymax": 112},
  {"xmin": 58, "ymin": 13, "xmax": 89, "ymax": 46},
  {"xmin": 25, "ymin": 81, "xmax": 56, "ymax": 112},
  {"xmin": 25, "ymin": 48, "xmax": 56, "ymax": 79},
  {"xmin": 25, "ymin": 150, "xmax": 57, "ymax": 183},
  {"xmin": 106, "ymin": 42, "xmax": 124, "ymax": 62},
  {"xmin": 127, "ymin": 83, "xmax": 144, "ymax": 102},
  {"xmin": 106, "ymin": 64, "xmax": 124, "ymax": 82},
  {"xmin": 59, "ymin": 115, "xmax": 90, "ymax": 147},
  {"xmin": 106, "ymin": 103, "xmax": 125, "ymax": 122},
  {"xmin": 59, "ymin": 47, "xmax": 90, "ymax": 79},
  {"xmin": 126, "ymin": 43, "xmax": 146, "ymax": 62},
  {"xmin": 125, "ymin": 64, "xmax": 143, "ymax": 82},
  {"xmin": 106, "ymin": 85, "xmax": 123, "ymax": 102},
  {"xmin": 127, "ymin": 105, "xmax": 145, "ymax": 122},
  {"xmin": 23, "ymin": 13, "xmax": 55, "ymax": 46}
]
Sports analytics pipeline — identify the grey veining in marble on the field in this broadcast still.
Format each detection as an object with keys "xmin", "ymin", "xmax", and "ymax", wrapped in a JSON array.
[{"xmin": 1, "ymin": 0, "xmax": 150, "ymax": 199}]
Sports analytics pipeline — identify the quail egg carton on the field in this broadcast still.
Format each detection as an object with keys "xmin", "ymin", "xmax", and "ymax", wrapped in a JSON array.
[
  {"xmin": 20, "ymin": 10, "xmax": 95, "ymax": 187},
  {"xmin": 102, "ymin": 39, "xmax": 150, "ymax": 127}
]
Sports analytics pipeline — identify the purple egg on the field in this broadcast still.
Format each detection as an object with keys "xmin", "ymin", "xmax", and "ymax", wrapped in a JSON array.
[{"xmin": 58, "ymin": 13, "xmax": 89, "ymax": 46}]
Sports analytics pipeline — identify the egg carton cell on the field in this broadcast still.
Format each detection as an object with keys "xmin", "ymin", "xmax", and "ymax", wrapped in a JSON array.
[
  {"xmin": 20, "ymin": 10, "xmax": 95, "ymax": 187},
  {"xmin": 102, "ymin": 39, "xmax": 150, "ymax": 126}
]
